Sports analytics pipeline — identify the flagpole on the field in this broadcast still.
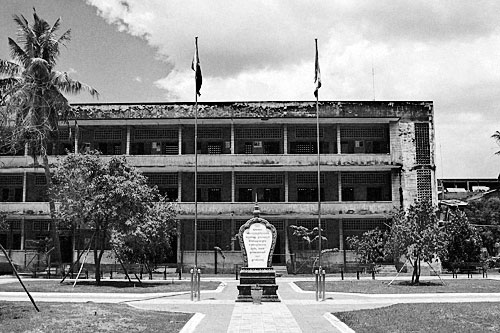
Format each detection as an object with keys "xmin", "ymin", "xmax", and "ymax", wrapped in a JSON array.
[
  {"xmin": 315, "ymin": 38, "xmax": 322, "ymax": 270},
  {"xmin": 194, "ymin": 36, "xmax": 199, "ymax": 272}
]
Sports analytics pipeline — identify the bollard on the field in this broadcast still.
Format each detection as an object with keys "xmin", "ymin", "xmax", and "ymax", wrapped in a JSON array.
[
  {"xmin": 322, "ymin": 269, "xmax": 326, "ymax": 301},
  {"xmin": 110, "ymin": 270, "xmax": 113, "ymax": 279},
  {"xmin": 341, "ymin": 269, "xmax": 344, "ymax": 281},
  {"xmin": 372, "ymin": 270, "xmax": 375, "ymax": 280},
  {"xmin": 314, "ymin": 269, "xmax": 319, "ymax": 301},
  {"xmin": 356, "ymin": 271, "xmax": 360, "ymax": 280},
  {"xmin": 190, "ymin": 268, "xmax": 194, "ymax": 301},
  {"xmin": 197, "ymin": 269, "xmax": 201, "ymax": 302},
  {"xmin": 164, "ymin": 267, "xmax": 167, "ymax": 280}
]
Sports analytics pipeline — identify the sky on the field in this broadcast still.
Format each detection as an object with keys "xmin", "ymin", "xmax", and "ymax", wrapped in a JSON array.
[{"xmin": 1, "ymin": 0, "xmax": 499, "ymax": 179}]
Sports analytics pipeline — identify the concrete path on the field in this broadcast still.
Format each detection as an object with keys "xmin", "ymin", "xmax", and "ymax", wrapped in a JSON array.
[{"xmin": 2, "ymin": 275, "xmax": 500, "ymax": 332}]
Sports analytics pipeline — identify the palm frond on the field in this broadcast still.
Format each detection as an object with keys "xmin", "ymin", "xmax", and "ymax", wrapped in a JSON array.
[
  {"xmin": 51, "ymin": 71, "xmax": 99, "ymax": 97},
  {"xmin": 8, "ymin": 38, "xmax": 30, "ymax": 67},
  {"xmin": 0, "ymin": 59, "xmax": 22, "ymax": 77},
  {"xmin": 493, "ymin": 131, "xmax": 500, "ymax": 155}
]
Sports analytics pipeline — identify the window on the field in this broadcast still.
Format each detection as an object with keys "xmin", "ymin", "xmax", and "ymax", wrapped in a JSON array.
[
  {"xmin": 367, "ymin": 187, "xmax": 383, "ymax": 201},
  {"xmin": 257, "ymin": 188, "xmax": 280, "ymax": 202},
  {"xmin": 417, "ymin": 169, "xmax": 432, "ymax": 201},
  {"xmin": 297, "ymin": 188, "xmax": 324, "ymax": 202},
  {"xmin": 415, "ymin": 123, "xmax": 431, "ymax": 164},
  {"xmin": 197, "ymin": 188, "xmax": 222, "ymax": 202},
  {"xmin": 238, "ymin": 188, "xmax": 253, "ymax": 202},
  {"xmin": 342, "ymin": 187, "xmax": 354, "ymax": 201}
]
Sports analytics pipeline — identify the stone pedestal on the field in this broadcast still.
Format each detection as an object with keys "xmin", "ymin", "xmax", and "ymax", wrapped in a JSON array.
[{"xmin": 236, "ymin": 267, "xmax": 280, "ymax": 302}]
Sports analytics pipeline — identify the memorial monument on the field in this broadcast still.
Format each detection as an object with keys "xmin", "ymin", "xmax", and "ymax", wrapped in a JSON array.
[{"xmin": 236, "ymin": 201, "xmax": 280, "ymax": 302}]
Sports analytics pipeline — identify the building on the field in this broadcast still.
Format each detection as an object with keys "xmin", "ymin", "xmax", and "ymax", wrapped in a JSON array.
[{"xmin": 0, "ymin": 101, "xmax": 436, "ymax": 273}]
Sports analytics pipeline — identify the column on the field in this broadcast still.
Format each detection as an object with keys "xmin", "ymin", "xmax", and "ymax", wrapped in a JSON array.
[
  {"xmin": 230, "ymin": 123, "xmax": 235, "ymax": 154},
  {"xmin": 231, "ymin": 170, "xmax": 235, "ymax": 202},
  {"xmin": 336, "ymin": 124, "xmax": 341, "ymax": 154},
  {"xmin": 283, "ymin": 125, "xmax": 288, "ymax": 154},
  {"xmin": 338, "ymin": 171, "xmax": 342, "ymax": 202},
  {"xmin": 284, "ymin": 219, "xmax": 291, "ymax": 265},
  {"xmin": 24, "ymin": 143, "xmax": 29, "ymax": 157},
  {"xmin": 178, "ymin": 126, "xmax": 183, "ymax": 155},
  {"xmin": 177, "ymin": 172, "xmax": 182, "ymax": 202},
  {"xmin": 125, "ymin": 126, "xmax": 131, "ymax": 155},
  {"xmin": 74, "ymin": 124, "xmax": 79, "ymax": 153},
  {"xmin": 284, "ymin": 172, "xmax": 289, "ymax": 202},
  {"xmin": 22, "ymin": 172, "xmax": 27, "ymax": 202},
  {"xmin": 339, "ymin": 219, "xmax": 344, "ymax": 250},
  {"xmin": 20, "ymin": 217, "xmax": 25, "ymax": 251}
]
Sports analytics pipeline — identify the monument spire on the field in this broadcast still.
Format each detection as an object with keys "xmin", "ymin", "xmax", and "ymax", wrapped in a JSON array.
[{"xmin": 253, "ymin": 196, "xmax": 260, "ymax": 217}]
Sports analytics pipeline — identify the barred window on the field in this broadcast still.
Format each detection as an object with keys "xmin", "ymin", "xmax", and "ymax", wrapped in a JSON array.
[
  {"xmin": 343, "ymin": 219, "xmax": 387, "ymax": 231},
  {"xmin": 35, "ymin": 175, "xmax": 47, "ymax": 186},
  {"xmin": 33, "ymin": 220, "xmax": 50, "ymax": 231},
  {"xmin": 341, "ymin": 172, "xmax": 388, "ymax": 184},
  {"xmin": 270, "ymin": 220, "xmax": 284, "ymax": 230},
  {"xmin": 295, "ymin": 127, "xmax": 324, "ymax": 138},
  {"xmin": 164, "ymin": 144, "xmax": 178, "ymax": 155},
  {"xmin": 236, "ymin": 174, "xmax": 283, "ymax": 185},
  {"xmin": 144, "ymin": 173, "xmax": 178, "ymax": 185},
  {"xmin": 0, "ymin": 175, "xmax": 23, "ymax": 186},
  {"xmin": 58, "ymin": 129, "xmax": 70, "ymax": 141},
  {"xmin": 340, "ymin": 127, "xmax": 385, "ymax": 138},
  {"xmin": 296, "ymin": 173, "xmax": 325, "ymax": 184},
  {"xmin": 415, "ymin": 123, "xmax": 431, "ymax": 164},
  {"xmin": 295, "ymin": 220, "xmax": 321, "ymax": 230},
  {"xmin": 417, "ymin": 169, "xmax": 432, "ymax": 201},
  {"xmin": 236, "ymin": 128, "xmax": 282, "ymax": 139},
  {"xmin": 198, "ymin": 128, "xmax": 223, "ymax": 139},
  {"xmin": 198, "ymin": 220, "xmax": 222, "ymax": 231},
  {"xmin": 94, "ymin": 129, "xmax": 123, "ymax": 141},
  {"xmin": 198, "ymin": 174, "xmax": 223, "ymax": 185},
  {"xmin": 134, "ymin": 128, "xmax": 177, "ymax": 140},
  {"xmin": 8, "ymin": 220, "xmax": 22, "ymax": 230}
]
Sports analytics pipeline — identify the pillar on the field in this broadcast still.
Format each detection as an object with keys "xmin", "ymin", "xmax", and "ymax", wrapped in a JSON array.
[
  {"xmin": 231, "ymin": 170, "xmax": 235, "ymax": 202},
  {"xmin": 22, "ymin": 172, "xmax": 27, "ymax": 202},
  {"xmin": 74, "ymin": 123, "xmax": 79, "ymax": 153},
  {"xmin": 178, "ymin": 126, "xmax": 183, "ymax": 155},
  {"xmin": 283, "ymin": 125, "xmax": 288, "ymax": 154},
  {"xmin": 231, "ymin": 123, "xmax": 235, "ymax": 154},
  {"xmin": 337, "ymin": 124, "xmax": 341, "ymax": 154},
  {"xmin": 284, "ymin": 172, "xmax": 289, "ymax": 202},
  {"xmin": 338, "ymin": 171, "xmax": 342, "ymax": 202},
  {"xmin": 125, "ymin": 126, "xmax": 131, "ymax": 155},
  {"xmin": 178, "ymin": 172, "xmax": 182, "ymax": 202}
]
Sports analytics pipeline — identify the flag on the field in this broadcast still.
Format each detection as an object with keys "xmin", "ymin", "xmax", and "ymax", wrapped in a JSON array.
[
  {"xmin": 192, "ymin": 37, "xmax": 202, "ymax": 96},
  {"xmin": 314, "ymin": 39, "xmax": 321, "ymax": 98}
]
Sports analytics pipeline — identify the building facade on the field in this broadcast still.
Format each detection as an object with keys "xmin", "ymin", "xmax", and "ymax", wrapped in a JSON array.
[{"xmin": 0, "ymin": 101, "xmax": 436, "ymax": 272}]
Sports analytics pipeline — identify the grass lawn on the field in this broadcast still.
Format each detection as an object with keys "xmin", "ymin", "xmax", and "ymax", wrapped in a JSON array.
[
  {"xmin": 335, "ymin": 302, "xmax": 500, "ymax": 333},
  {"xmin": 295, "ymin": 279, "xmax": 500, "ymax": 294},
  {"xmin": 0, "ymin": 279, "xmax": 221, "ymax": 293},
  {"xmin": 0, "ymin": 301, "xmax": 191, "ymax": 333}
]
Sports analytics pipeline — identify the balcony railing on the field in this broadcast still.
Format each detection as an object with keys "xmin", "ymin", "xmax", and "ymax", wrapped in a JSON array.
[
  {"xmin": 0, "ymin": 201, "xmax": 395, "ymax": 217},
  {"xmin": 1, "ymin": 153, "xmax": 400, "ymax": 169}
]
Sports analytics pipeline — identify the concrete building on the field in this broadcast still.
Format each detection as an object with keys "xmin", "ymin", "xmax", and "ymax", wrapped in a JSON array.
[{"xmin": 0, "ymin": 101, "xmax": 436, "ymax": 273}]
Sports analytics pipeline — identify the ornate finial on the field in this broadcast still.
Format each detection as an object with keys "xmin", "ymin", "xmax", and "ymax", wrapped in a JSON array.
[{"xmin": 253, "ymin": 194, "xmax": 260, "ymax": 217}]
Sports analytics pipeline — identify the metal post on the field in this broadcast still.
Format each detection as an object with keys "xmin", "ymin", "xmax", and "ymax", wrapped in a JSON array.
[
  {"xmin": 315, "ymin": 38, "xmax": 322, "ymax": 271},
  {"xmin": 322, "ymin": 269, "xmax": 326, "ymax": 301},
  {"xmin": 314, "ymin": 269, "xmax": 319, "ymax": 301},
  {"xmin": 197, "ymin": 268, "xmax": 201, "ymax": 302},
  {"xmin": 190, "ymin": 268, "xmax": 194, "ymax": 301}
]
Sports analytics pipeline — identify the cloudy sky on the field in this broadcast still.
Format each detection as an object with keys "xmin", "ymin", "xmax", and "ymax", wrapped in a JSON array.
[{"xmin": 1, "ymin": 0, "xmax": 499, "ymax": 178}]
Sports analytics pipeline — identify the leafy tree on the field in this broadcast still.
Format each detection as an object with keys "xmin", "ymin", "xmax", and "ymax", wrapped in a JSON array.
[
  {"xmin": 289, "ymin": 225, "xmax": 327, "ymax": 250},
  {"xmin": 493, "ymin": 131, "xmax": 500, "ymax": 155},
  {"xmin": 110, "ymin": 200, "xmax": 177, "ymax": 279},
  {"xmin": 347, "ymin": 228, "xmax": 390, "ymax": 268},
  {"xmin": 441, "ymin": 210, "xmax": 482, "ymax": 265},
  {"xmin": 50, "ymin": 152, "xmax": 176, "ymax": 284},
  {"xmin": 0, "ymin": 9, "xmax": 98, "ymax": 267},
  {"xmin": 465, "ymin": 197, "xmax": 500, "ymax": 255},
  {"xmin": 388, "ymin": 201, "xmax": 448, "ymax": 285}
]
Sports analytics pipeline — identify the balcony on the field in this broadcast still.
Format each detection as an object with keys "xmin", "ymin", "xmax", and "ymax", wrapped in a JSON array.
[{"xmin": 0, "ymin": 201, "xmax": 396, "ymax": 218}]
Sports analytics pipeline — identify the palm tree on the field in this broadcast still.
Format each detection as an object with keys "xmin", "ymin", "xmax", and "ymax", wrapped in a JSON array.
[
  {"xmin": 0, "ymin": 9, "xmax": 98, "ymax": 269},
  {"xmin": 493, "ymin": 131, "xmax": 500, "ymax": 155}
]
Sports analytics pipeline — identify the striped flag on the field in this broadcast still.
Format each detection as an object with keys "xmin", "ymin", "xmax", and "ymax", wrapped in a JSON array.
[
  {"xmin": 192, "ymin": 37, "xmax": 202, "ymax": 96},
  {"xmin": 314, "ymin": 39, "xmax": 321, "ymax": 98}
]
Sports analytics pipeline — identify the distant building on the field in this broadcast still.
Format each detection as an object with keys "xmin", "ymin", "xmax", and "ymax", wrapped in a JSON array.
[{"xmin": 0, "ymin": 101, "xmax": 436, "ymax": 272}]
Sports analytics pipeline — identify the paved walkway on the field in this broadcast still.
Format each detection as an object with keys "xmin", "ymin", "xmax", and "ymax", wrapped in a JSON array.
[{"xmin": 2, "ymin": 275, "xmax": 500, "ymax": 332}]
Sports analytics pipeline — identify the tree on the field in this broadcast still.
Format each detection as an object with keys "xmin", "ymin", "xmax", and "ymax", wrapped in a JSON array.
[
  {"xmin": 493, "ymin": 131, "xmax": 500, "ymax": 155},
  {"xmin": 347, "ymin": 228, "xmax": 390, "ymax": 268},
  {"xmin": 466, "ymin": 196, "xmax": 500, "ymax": 255},
  {"xmin": 0, "ymin": 9, "xmax": 98, "ymax": 268},
  {"xmin": 50, "ymin": 152, "xmax": 176, "ymax": 284},
  {"xmin": 388, "ymin": 201, "xmax": 448, "ymax": 285},
  {"xmin": 442, "ymin": 210, "xmax": 482, "ymax": 266},
  {"xmin": 110, "ymin": 200, "xmax": 177, "ymax": 279}
]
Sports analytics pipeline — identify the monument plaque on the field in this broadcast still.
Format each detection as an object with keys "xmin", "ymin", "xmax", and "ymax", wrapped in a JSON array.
[{"xmin": 236, "ymin": 202, "xmax": 280, "ymax": 302}]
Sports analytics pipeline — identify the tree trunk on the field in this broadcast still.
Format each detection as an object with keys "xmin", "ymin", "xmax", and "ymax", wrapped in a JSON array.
[
  {"xmin": 42, "ymin": 153, "xmax": 62, "ymax": 272},
  {"xmin": 94, "ymin": 228, "xmax": 101, "ymax": 285}
]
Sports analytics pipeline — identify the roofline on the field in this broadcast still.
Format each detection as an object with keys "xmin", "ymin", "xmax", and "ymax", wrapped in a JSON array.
[{"xmin": 70, "ymin": 100, "xmax": 434, "ymax": 106}]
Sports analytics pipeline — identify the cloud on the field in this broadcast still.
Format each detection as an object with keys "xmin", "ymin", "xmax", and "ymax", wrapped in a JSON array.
[{"xmin": 85, "ymin": 0, "xmax": 500, "ymax": 177}]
